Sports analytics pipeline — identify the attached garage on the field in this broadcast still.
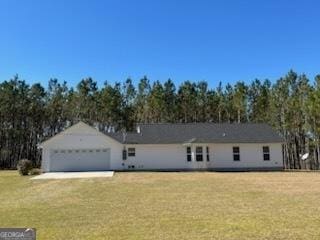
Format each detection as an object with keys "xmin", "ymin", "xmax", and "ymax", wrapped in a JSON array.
[
  {"xmin": 39, "ymin": 122, "xmax": 123, "ymax": 172},
  {"xmin": 49, "ymin": 148, "xmax": 111, "ymax": 172}
]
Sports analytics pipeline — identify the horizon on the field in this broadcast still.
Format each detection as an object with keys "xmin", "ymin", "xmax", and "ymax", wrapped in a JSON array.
[{"xmin": 1, "ymin": 0, "xmax": 319, "ymax": 88}]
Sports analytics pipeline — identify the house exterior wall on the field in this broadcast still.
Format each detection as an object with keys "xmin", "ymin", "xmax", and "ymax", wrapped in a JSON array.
[
  {"xmin": 40, "ymin": 123, "xmax": 123, "ymax": 172},
  {"xmin": 41, "ymin": 148, "xmax": 50, "ymax": 171},
  {"xmin": 121, "ymin": 144, "xmax": 210, "ymax": 170},
  {"xmin": 117, "ymin": 143, "xmax": 283, "ymax": 171},
  {"xmin": 208, "ymin": 143, "xmax": 283, "ymax": 170},
  {"xmin": 40, "ymin": 122, "xmax": 283, "ymax": 172}
]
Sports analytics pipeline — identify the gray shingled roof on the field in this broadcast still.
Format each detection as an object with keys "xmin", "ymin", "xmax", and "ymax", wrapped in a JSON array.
[{"xmin": 106, "ymin": 123, "xmax": 283, "ymax": 144}]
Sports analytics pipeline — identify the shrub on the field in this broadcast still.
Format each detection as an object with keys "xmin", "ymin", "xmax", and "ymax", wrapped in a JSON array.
[
  {"xmin": 30, "ymin": 168, "xmax": 42, "ymax": 175},
  {"xmin": 17, "ymin": 159, "xmax": 33, "ymax": 176}
]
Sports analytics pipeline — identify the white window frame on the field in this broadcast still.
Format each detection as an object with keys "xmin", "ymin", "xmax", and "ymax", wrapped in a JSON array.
[
  {"xmin": 128, "ymin": 148, "xmax": 136, "ymax": 157},
  {"xmin": 233, "ymin": 146, "xmax": 240, "ymax": 161},
  {"xmin": 263, "ymin": 146, "xmax": 270, "ymax": 161},
  {"xmin": 196, "ymin": 146, "xmax": 203, "ymax": 162},
  {"xmin": 186, "ymin": 146, "xmax": 192, "ymax": 162}
]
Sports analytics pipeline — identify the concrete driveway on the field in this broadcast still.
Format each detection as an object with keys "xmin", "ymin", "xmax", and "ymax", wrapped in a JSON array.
[{"xmin": 31, "ymin": 171, "xmax": 114, "ymax": 180}]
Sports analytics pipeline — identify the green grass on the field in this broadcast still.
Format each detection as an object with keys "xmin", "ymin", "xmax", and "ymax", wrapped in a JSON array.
[{"xmin": 1, "ymin": 171, "xmax": 320, "ymax": 239}]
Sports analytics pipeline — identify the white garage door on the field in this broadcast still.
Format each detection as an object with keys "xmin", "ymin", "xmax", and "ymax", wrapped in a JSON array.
[{"xmin": 49, "ymin": 148, "xmax": 110, "ymax": 172}]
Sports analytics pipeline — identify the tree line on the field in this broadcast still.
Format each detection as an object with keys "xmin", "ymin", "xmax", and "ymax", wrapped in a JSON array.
[{"xmin": 1, "ymin": 70, "xmax": 320, "ymax": 169}]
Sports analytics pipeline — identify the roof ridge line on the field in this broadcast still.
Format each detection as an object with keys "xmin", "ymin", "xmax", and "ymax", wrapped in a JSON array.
[{"xmin": 137, "ymin": 122, "xmax": 269, "ymax": 125}]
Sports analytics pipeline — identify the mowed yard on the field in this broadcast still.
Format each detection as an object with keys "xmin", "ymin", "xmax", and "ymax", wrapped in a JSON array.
[{"xmin": 1, "ymin": 171, "xmax": 320, "ymax": 240}]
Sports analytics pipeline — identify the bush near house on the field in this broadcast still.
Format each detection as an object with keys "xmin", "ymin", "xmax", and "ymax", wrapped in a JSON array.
[{"xmin": 17, "ymin": 159, "xmax": 33, "ymax": 175}]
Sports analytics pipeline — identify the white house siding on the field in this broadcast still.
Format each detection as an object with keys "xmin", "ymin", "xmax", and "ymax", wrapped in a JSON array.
[
  {"xmin": 40, "ymin": 122, "xmax": 123, "ymax": 172},
  {"xmin": 41, "ymin": 148, "xmax": 50, "ymax": 171},
  {"xmin": 209, "ymin": 143, "xmax": 283, "ymax": 170},
  {"xmin": 122, "ymin": 144, "xmax": 210, "ymax": 170},
  {"xmin": 118, "ymin": 143, "xmax": 283, "ymax": 171}
]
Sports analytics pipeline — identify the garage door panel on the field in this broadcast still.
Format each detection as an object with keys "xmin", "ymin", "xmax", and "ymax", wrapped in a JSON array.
[{"xmin": 50, "ymin": 148, "xmax": 110, "ymax": 171}]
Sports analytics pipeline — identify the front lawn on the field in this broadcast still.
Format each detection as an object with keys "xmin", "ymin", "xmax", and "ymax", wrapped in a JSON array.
[{"xmin": 1, "ymin": 171, "xmax": 320, "ymax": 239}]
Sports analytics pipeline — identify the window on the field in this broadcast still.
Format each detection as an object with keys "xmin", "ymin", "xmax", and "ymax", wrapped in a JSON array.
[
  {"xmin": 96, "ymin": 149, "xmax": 100, "ymax": 152},
  {"xmin": 68, "ymin": 150, "xmax": 72, "ymax": 153},
  {"xmin": 89, "ymin": 149, "xmax": 93, "ymax": 153},
  {"xmin": 233, "ymin": 147, "xmax": 240, "ymax": 161},
  {"xmin": 128, "ymin": 148, "xmax": 136, "ymax": 157},
  {"xmin": 186, "ymin": 147, "xmax": 192, "ymax": 162},
  {"xmin": 196, "ymin": 146, "xmax": 203, "ymax": 161},
  {"xmin": 122, "ymin": 149, "xmax": 127, "ymax": 160},
  {"xmin": 61, "ymin": 150, "xmax": 66, "ymax": 153},
  {"xmin": 206, "ymin": 146, "xmax": 210, "ymax": 162},
  {"xmin": 263, "ymin": 146, "xmax": 270, "ymax": 161}
]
